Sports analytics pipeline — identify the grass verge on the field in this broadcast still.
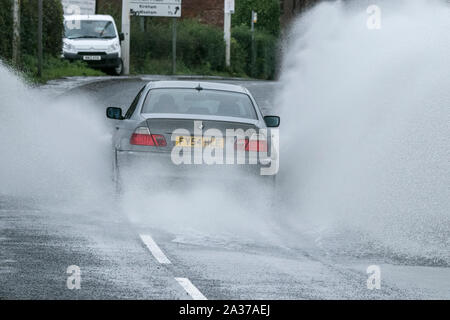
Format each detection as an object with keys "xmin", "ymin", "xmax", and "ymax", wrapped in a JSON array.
[
  {"xmin": 20, "ymin": 55, "xmax": 106, "ymax": 84},
  {"xmin": 131, "ymin": 58, "xmax": 248, "ymax": 78}
]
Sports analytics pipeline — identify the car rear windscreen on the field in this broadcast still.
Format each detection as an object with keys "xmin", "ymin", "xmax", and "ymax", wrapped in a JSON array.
[{"xmin": 141, "ymin": 89, "xmax": 258, "ymax": 120}]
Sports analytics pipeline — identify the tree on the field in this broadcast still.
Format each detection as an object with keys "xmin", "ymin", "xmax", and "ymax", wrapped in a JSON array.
[
  {"xmin": 0, "ymin": 0, "xmax": 13, "ymax": 60},
  {"xmin": 0, "ymin": 0, "xmax": 63, "ymax": 63},
  {"xmin": 20, "ymin": 0, "xmax": 64, "ymax": 58},
  {"xmin": 232, "ymin": 0, "xmax": 281, "ymax": 36}
]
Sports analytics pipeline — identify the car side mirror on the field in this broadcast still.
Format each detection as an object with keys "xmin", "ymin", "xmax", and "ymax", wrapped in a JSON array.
[
  {"xmin": 107, "ymin": 107, "xmax": 124, "ymax": 120},
  {"xmin": 119, "ymin": 33, "xmax": 125, "ymax": 42},
  {"xmin": 264, "ymin": 116, "xmax": 280, "ymax": 128}
]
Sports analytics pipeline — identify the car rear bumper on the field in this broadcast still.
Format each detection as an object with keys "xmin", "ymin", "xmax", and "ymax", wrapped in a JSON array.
[
  {"xmin": 116, "ymin": 150, "xmax": 275, "ymax": 182},
  {"xmin": 63, "ymin": 52, "xmax": 120, "ymax": 68}
]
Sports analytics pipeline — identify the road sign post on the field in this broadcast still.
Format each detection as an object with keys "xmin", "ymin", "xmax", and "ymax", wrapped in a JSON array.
[
  {"xmin": 172, "ymin": 18, "xmax": 177, "ymax": 74},
  {"xmin": 121, "ymin": 0, "xmax": 131, "ymax": 75},
  {"xmin": 126, "ymin": 0, "xmax": 182, "ymax": 75},
  {"xmin": 251, "ymin": 11, "xmax": 257, "ymax": 77},
  {"xmin": 224, "ymin": 0, "xmax": 234, "ymax": 68}
]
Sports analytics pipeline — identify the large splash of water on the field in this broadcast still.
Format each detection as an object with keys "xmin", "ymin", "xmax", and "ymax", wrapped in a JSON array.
[
  {"xmin": 0, "ymin": 0, "xmax": 448, "ymax": 264},
  {"xmin": 0, "ymin": 63, "xmax": 112, "ymax": 206},
  {"xmin": 0, "ymin": 62, "xmax": 279, "ymax": 245},
  {"xmin": 277, "ymin": 0, "xmax": 450, "ymax": 263}
]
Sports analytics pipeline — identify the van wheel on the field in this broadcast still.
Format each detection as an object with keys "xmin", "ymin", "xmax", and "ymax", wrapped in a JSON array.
[{"xmin": 111, "ymin": 59, "xmax": 123, "ymax": 76}]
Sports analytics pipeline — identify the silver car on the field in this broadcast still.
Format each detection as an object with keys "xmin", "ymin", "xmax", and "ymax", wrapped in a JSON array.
[{"xmin": 106, "ymin": 81, "xmax": 280, "ymax": 189}]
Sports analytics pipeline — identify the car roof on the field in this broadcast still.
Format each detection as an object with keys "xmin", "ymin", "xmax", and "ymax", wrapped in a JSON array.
[
  {"xmin": 64, "ymin": 15, "xmax": 115, "ymax": 21},
  {"xmin": 147, "ymin": 81, "xmax": 250, "ymax": 94}
]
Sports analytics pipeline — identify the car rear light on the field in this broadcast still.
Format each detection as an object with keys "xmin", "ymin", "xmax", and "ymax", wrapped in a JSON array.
[
  {"xmin": 248, "ymin": 139, "xmax": 267, "ymax": 152},
  {"xmin": 235, "ymin": 138, "xmax": 268, "ymax": 152},
  {"xmin": 130, "ymin": 127, "xmax": 167, "ymax": 146},
  {"xmin": 152, "ymin": 134, "xmax": 167, "ymax": 147}
]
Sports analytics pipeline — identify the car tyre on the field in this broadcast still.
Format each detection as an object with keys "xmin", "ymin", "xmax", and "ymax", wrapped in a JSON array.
[{"xmin": 110, "ymin": 59, "xmax": 123, "ymax": 76}]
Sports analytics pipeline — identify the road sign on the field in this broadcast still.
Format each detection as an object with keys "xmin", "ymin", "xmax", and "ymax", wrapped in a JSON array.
[
  {"xmin": 252, "ymin": 11, "xmax": 258, "ymax": 24},
  {"xmin": 225, "ymin": 0, "xmax": 235, "ymax": 14},
  {"xmin": 129, "ymin": 0, "xmax": 182, "ymax": 17}
]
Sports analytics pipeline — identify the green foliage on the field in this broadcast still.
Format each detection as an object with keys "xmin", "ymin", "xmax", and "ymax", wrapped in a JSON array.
[
  {"xmin": 130, "ymin": 19, "xmax": 171, "ymax": 68},
  {"xmin": 96, "ymin": 0, "xmax": 122, "ymax": 26},
  {"xmin": 0, "ymin": 0, "xmax": 96, "ymax": 84},
  {"xmin": 0, "ymin": 0, "xmax": 279, "ymax": 81},
  {"xmin": 0, "ymin": 0, "xmax": 13, "ymax": 61},
  {"xmin": 130, "ymin": 18, "xmax": 246, "ymax": 77},
  {"xmin": 232, "ymin": 0, "xmax": 281, "ymax": 36},
  {"xmin": 231, "ymin": 1, "xmax": 280, "ymax": 79},
  {"xmin": 130, "ymin": 57, "xmax": 246, "ymax": 78},
  {"xmin": 177, "ymin": 20, "xmax": 225, "ymax": 72},
  {"xmin": 229, "ymin": 37, "xmax": 247, "ymax": 76},
  {"xmin": 21, "ymin": 54, "xmax": 105, "ymax": 84},
  {"xmin": 0, "ymin": 0, "xmax": 64, "ymax": 65},
  {"xmin": 129, "ymin": 18, "xmax": 276, "ymax": 79},
  {"xmin": 20, "ymin": 0, "xmax": 64, "ymax": 58},
  {"xmin": 232, "ymin": 25, "xmax": 278, "ymax": 79}
]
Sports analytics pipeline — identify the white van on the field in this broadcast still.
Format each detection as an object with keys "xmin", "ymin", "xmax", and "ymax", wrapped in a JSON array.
[{"xmin": 63, "ymin": 15, "xmax": 124, "ymax": 75}]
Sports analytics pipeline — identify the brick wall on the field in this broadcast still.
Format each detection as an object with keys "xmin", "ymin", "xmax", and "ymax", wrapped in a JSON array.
[
  {"xmin": 183, "ymin": 0, "xmax": 224, "ymax": 27},
  {"xmin": 96, "ymin": 0, "xmax": 224, "ymax": 28}
]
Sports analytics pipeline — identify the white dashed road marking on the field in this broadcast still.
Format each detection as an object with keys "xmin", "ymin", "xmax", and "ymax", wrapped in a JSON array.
[
  {"xmin": 139, "ymin": 234, "xmax": 172, "ymax": 264},
  {"xmin": 175, "ymin": 277, "xmax": 208, "ymax": 300},
  {"xmin": 140, "ymin": 234, "xmax": 207, "ymax": 299}
]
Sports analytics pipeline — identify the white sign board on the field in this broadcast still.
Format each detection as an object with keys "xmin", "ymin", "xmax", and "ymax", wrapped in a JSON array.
[
  {"xmin": 225, "ymin": 0, "xmax": 235, "ymax": 14},
  {"xmin": 253, "ymin": 12, "xmax": 258, "ymax": 23},
  {"xmin": 61, "ymin": 0, "xmax": 96, "ymax": 15},
  {"xmin": 130, "ymin": 0, "xmax": 182, "ymax": 17}
]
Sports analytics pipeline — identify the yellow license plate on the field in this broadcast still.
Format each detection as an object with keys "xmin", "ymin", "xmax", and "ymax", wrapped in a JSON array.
[{"xmin": 175, "ymin": 136, "xmax": 224, "ymax": 148}]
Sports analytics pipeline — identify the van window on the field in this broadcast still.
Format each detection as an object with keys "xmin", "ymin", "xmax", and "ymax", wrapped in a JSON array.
[{"xmin": 65, "ymin": 20, "xmax": 117, "ymax": 39}]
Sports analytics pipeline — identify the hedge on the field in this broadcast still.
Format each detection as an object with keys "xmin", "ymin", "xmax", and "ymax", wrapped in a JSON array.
[
  {"xmin": 0, "ymin": 0, "xmax": 13, "ymax": 60},
  {"xmin": 232, "ymin": 0, "xmax": 281, "ymax": 37},
  {"xmin": 0, "ymin": 1, "xmax": 278, "ymax": 80},
  {"xmin": 131, "ymin": 19, "xmax": 245, "ymax": 76},
  {"xmin": 232, "ymin": 25, "xmax": 278, "ymax": 79},
  {"xmin": 0, "ymin": 0, "xmax": 64, "ymax": 63},
  {"xmin": 129, "ymin": 18, "xmax": 277, "ymax": 79},
  {"xmin": 95, "ymin": 4, "xmax": 279, "ymax": 79}
]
